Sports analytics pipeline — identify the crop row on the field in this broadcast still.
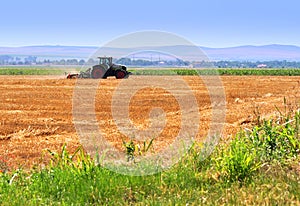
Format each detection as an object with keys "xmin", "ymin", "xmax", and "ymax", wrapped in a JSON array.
[
  {"xmin": 131, "ymin": 68, "xmax": 300, "ymax": 76},
  {"xmin": 1, "ymin": 67, "xmax": 300, "ymax": 76}
]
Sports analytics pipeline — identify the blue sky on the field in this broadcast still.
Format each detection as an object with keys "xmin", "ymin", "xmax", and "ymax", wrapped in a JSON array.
[{"xmin": 0, "ymin": 0, "xmax": 299, "ymax": 48}]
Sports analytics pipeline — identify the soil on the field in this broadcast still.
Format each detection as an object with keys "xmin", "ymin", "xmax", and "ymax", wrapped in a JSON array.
[{"xmin": 0, "ymin": 75, "xmax": 300, "ymax": 170}]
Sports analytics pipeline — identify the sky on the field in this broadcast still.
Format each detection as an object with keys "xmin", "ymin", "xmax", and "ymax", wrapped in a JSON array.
[{"xmin": 0, "ymin": 0, "xmax": 299, "ymax": 48}]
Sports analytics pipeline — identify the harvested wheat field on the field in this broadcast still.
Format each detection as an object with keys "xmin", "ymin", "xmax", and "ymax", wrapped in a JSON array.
[{"xmin": 0, "ymin": 75, "xmax": 300, "ymax": 169}]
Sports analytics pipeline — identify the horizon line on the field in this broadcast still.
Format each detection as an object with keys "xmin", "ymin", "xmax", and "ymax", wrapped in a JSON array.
[{"xmin": 1, "ymin": 43, "xmax": 300, "ymax": 49}]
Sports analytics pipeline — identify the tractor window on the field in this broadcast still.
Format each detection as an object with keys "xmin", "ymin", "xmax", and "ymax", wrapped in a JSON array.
[
  {"xmin": 98, "ymin": 58, "xmax": 112, "ymax": 65},
  {"xmin": 99, "ymin": 58, "xmax": 106, "ymax": 65}
]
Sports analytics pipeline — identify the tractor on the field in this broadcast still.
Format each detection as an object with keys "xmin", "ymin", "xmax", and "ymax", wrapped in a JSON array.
[{"xmin": 67, "ymin": 57, "xmax": 131, "ymax": 79}]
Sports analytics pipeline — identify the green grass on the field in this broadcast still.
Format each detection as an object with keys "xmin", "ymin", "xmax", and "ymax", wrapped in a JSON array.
[
  {"xmin": 0, "ymin": 102, "xmax": 300, "ymax": 205},
  {"xmin": 1, "ymin": 67, "xmax": 300, "ymax": 76},
  {"xmin": 0, "ymin": 67, "xmax": 79, "ymax": 75},
  {"xmin": 130, "ymin": 68, "xmax": 300, "ymax": 76}
]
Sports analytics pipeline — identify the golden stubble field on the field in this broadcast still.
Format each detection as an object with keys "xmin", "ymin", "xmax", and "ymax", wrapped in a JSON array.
[{"xmin": 0, "ymin": 75, "xmax": 300, "ymax": 169}]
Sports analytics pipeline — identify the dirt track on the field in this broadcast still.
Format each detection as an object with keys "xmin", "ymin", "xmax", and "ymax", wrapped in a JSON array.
[{"xmin": 1, "ymin": 75, "xmax": 300, "ymax": 169}]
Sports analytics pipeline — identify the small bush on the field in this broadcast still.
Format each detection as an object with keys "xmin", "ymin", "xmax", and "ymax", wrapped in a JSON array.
[
  {"xmin": 247, "ymin": 110, "xmax": 300, "ymax": 163},
  {"xmin": 215, "ymin": 135, "xmax": 262, "ymax": 183}
]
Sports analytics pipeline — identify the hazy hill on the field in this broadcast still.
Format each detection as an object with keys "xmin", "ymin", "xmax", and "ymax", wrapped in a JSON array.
[
  {"xmin": 0, "ymin": 45, "xmax": 97, "ymax": 58},
  {"xmin": 1, "ymin": 44, "xmax": 300, "ymax": 61},
  {"xmin": 203, "ymin": 44, "xmax": 300, "ymax": 61}
]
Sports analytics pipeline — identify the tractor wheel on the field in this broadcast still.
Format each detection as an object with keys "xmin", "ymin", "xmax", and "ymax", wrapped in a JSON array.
[
  {"xmin": 91, "ymin": 66, "xmax": 105, "ymax": 79},
  {"xmin": 115, "ymin": 70, "xmax": 126, "ymax": 79}
]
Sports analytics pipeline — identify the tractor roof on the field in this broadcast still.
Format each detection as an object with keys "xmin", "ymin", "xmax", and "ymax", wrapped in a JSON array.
[{"xmin": 98, "ymin": 57, "xmax": 112, "ymax": 59}]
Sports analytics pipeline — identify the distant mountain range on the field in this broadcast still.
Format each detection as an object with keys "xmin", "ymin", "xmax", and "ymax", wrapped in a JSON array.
[
  {"xmin": 1, "ymin": 44, "xmax": 300, "ymax": 61},
  {"xmin": 202, "ymin": 44, "xmax": 300, "ymax": 61}
]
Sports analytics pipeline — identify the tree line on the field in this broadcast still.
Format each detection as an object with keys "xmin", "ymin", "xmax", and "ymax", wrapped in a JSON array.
[{"xmin": 1, "ymin": 55, "xmax": 300, "ymax": 68}]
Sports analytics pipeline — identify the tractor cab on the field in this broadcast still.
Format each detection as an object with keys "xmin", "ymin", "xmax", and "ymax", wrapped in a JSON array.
[{"xmin": 98, "ymin": 57, "xmax": 113, "ymax": 67}]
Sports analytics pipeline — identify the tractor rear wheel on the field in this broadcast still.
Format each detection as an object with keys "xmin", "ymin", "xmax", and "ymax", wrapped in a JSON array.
[
  {"xmin": 115, "ymin": 70, "xmax": 126, "ymax": 79},
  {"xmin": 91, "ymin": 66, "xmax": 106, "ymax": 79}
]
